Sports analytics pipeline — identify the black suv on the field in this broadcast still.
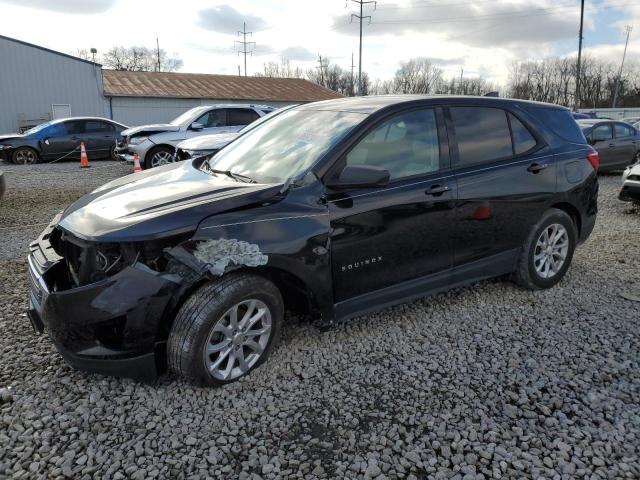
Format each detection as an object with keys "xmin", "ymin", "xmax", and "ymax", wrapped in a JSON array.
[{"xmin": 27, "ymin": 96, "xmax": 599, "ymax": 386}]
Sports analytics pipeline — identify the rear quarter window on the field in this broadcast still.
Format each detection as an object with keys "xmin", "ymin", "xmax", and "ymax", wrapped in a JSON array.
[{"xmin": 530, "ymin": 107, "xmax": 587, "ymax": 144}]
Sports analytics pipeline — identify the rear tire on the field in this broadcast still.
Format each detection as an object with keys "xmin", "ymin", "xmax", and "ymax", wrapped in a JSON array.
[
  {"xmin": 167, "ymin": 273, "xmax": 283, "ymax": 386},
  {"xmin": 12, "ymin": 147, "xmax": 39, "ymax": 165},
  {"xmin": 512, "ymin": 208, "xmax": 577, "ymax": 290},
  {"xmin": 145, "ymin": 146, "xmax": 175, "ymax": 169}
]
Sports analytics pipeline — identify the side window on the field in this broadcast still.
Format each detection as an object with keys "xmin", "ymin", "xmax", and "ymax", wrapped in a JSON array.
[
  {"xmin": 85, "ymin": 121, "xmax": 114, "ymax": 133},
  {"xmin": 592, "ymin": 124, "xmax": 613, "ymax": 141},
  {"xmin": 42, "ymin": 123, "xmax": 68, "ymax": 137},
  {"xmin": 614, "ymin": 123, "xmax": 633, "ymax": 138},
  {"xmin": 345, "ymin": 109, "xmax": 440, "ymax": 180},
  {"xmin": 450, "ymin": 107, "xmax": 512, "ymax": 166},
  {"xmin": 508, "ymin": 113, "xmax": 537, "ymax": 155},
  {"xmin": 228, "ymin": 109, "xmax": 261, "ymax": 126},
  {"xmin": 196, "ymin": 109, "xmax": 227, "ymax": 128},
  {"xmin": 65, "ymin": 121, "xmax": 85, "ymax": 135}
]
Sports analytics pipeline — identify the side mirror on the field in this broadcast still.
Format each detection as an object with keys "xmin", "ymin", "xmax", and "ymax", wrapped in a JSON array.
[
  {"xmin": 190, "ymin": 122, "xmax": 204, "ymax": 131},
  {"xmin": 327, "ymin": 164, "xmax": 390, "ymax": 189}
]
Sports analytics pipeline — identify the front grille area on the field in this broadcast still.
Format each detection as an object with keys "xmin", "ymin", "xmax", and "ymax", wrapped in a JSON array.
[{"xmin": 27, "ymin": 256, "xmax": 48, "ymax": 306}]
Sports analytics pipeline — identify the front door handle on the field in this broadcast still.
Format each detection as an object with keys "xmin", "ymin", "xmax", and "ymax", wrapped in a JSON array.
[
  {"xmin": 425, "ymin": 184, "xmax": 451, "ymax": 196},
  {"xmin": 527, "ymin": 163, "xmax": 548, "ymax": 173}
]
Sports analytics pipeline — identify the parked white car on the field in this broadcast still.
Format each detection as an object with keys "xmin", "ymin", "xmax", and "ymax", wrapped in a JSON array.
[
  {"xmin": 174, "ymin": 105, "xmax": 296, "ymax": 162},
  {"xmin": 116, "ymin": 104, "xmax": 274, "ymax": 168}
]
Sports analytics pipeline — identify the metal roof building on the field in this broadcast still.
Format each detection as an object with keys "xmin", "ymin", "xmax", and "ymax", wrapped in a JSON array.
[
  {"xmin": 0, "ymin": 35, "xmax": 105, "ymax": 133},
  {"xmin": 102, "ymin": 70, "xmax": 341, "ymax": 126},
  {"xmin": 0, "ymin": 35, "xmax": 342, "ymax": 132}
]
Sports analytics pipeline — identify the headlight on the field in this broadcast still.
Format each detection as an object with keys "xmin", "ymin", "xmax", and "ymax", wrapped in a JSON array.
[
  {"xmin": 186, "ymin": 149, "xmax": 215, "ymax": 159},
  {"xmin": 129, "ymin": 136, "xmax": 149, "ymax": 146}
]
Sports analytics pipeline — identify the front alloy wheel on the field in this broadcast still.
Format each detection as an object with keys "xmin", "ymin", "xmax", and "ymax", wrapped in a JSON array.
[
  {"xmin": 12, "ymin": 147, "xmax": 38, "ymax": 165},
  {"xmin": 148, "ymin": 147, "xmax": 175, "ymax": 168},
  {"xmin": 204, "ymin": 299, "xmax": 272, "ymax": 381},
  {"xmin": 168, "ymin": 273, "xmax": 283, "ymax": 386}
]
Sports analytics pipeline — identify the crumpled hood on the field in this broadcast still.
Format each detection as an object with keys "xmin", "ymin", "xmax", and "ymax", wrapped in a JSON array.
[
  {"xmin": 121, "ymin": 124, "xmax": 180, "ymax": 137},
  {"xmin": 58, "ymin": 161, "xmax": 282, "ymax": 242},
  {"xmin": 177, "ymin": 132, "xmax": 239, "ymax": 151},
  {"xmin": 0, "ymin": 133, "xmax": 23, "ymax": 143}
]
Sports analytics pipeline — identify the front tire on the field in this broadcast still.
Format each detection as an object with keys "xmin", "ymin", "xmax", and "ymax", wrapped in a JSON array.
[
  {"xmin": 12, "ymin": 147, "xmax": 39, "ymax": 165},
  {"xmin": 145, "ymin": 146, "xmax": 175, "ymax": 169},
  {"xmin": 512, "ymin": 208, "xmax": 577, "ymax": 290},
  {"xmin": 167, "ymin": 273, "xmax": 283, "ymax": 386}
]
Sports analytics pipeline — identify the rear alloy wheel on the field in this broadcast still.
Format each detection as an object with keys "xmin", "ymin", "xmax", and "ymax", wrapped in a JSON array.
[
  {"xmin": 513, "ymin": 208, "xmax": 577, "ymax": 290},
  {"xmin": 168, "ymin": 273, "xmax": 283, "ymax": 386},
  {"xmin": 12, "ymin": 147, "xmax": 39, "ymax": 165},
  {"xmin": 146, "ymin": 146, "xmax": 175, "ymax": 169}
]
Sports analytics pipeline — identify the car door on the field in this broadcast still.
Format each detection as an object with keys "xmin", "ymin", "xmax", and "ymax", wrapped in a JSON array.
[
  {"xmin": 186, "ymin": 108, "xmax": 230, "ymax": 139},
  {"xmin": 613, "ymin": 123, "xmax": 638, "ymax": 168},
  {"xmin": 44, "ymin": 120, "xmax": 84, "ymax": 160},
  {"xmin": 327, "ymin": 107, "xmax": 456, "ymax": 310},
  {"xmin": 589, "ymin": 123, "xmax": 615, "ymax": 169},
  {"xmin": 227, "ymin": 108, "xmax": 261, "ymax": 133},
  {"xmin": 84, "ymin": 120, "xmax": 117, "ymax": 158},
  {"xmin": 448, "ymin": 106, "xmax": 556, "ymax": 270}
]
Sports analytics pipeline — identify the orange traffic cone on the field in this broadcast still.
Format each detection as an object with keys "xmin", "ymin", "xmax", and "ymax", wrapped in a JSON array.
[
  {"xmin": 133, "ymin": 152, "xmax": 142, "ymax": 173},
  {"xmin": 79, "ymin": 141, "xmax": 90, "ymax": 168}
]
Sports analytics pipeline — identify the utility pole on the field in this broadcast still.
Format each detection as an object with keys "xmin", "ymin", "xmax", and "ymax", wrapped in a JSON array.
[
  {"xmin": 156, "ymin": 37, "xmax": 161, "ymax": 72},
  {"xmin": 350, "ymin": 0, "xmax": 376, "ymax": 96},
  {"xmin": 459, "ymin": 67, "xmax": 463, "ymax": 94},
  {"xmin": 316, "ymin": 54, "xmax": 328, "ymax": 86},
  {"xmin": 612, "ymin": 25, "xmax": 633, "ymax": 108},
  {"xmin": 351, "ymin": 52, "xmax": 356, "ymax": 96},
  {"xmin": 235, "ymin": 22, "xmax": 255, "ymax": 76},
  {"xmin": 574, "ymin": 0, "xmax": 584, "ymax": 111}
]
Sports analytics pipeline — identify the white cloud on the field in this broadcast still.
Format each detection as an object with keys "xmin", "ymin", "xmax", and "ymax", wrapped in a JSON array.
[
  {"xmin": 0, "ymin": 0, "xmax": 115, "ymax": 14},
  {"xmin": 0, "ymin": 0, "xmax": 636, "ymax": 86}
]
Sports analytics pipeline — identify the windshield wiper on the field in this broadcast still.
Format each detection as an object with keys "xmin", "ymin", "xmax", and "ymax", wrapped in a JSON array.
[{"xmin": 201, "ymin": 162, "xmax": 256, "ymax": 183}]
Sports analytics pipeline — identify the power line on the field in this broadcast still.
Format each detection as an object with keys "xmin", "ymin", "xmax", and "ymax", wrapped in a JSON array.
[
  {"xmin": 235, "ymin": 22, "xmax": 255, "ymax": 77},
  {"xmin": 612, "ymin": 25, "xmax": 633, "ymax": 108},
  {"xmin": 350, "ymin": 0, "xmax": 377, "ymax": 95}
]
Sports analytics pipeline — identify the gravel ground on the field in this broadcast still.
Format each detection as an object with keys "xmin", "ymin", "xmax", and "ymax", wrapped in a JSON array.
[{"xmin": 1, "ymin": 161, "xmax": 639, "ymax": 479}]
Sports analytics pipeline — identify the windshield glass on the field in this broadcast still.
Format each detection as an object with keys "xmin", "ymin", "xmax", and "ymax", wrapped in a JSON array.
[
  {"xmin": 207, "ymin": 109, "xmax": 366, "ymax": 183},
  {"xmin": 170, "ymin": 107, "xmax": 207, "ymax": 126},
  {"xmin": 23, "ymin": 121, "xmax": 55, "ymax": 136},
  {"xmin": 237, "ymin": 106, "xmax": 294, "ymax": 134}
]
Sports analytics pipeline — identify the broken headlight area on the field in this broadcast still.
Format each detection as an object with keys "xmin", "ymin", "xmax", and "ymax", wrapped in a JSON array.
[{"xmin": 49, "ymin": 228, "xmax": 193, "ymax": 288}]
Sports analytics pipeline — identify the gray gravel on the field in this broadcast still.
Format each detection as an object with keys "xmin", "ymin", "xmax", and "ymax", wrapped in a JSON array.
[{"xmin": 1, "ymin": 162, "xmax": 639, "ymax": 479}]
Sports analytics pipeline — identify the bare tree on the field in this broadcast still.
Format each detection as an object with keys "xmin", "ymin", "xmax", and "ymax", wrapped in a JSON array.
[
  {"xmin": 255, "ymin": 59, "xmax": 305, "ymax": 79},
  {"xmin": 102, "ymin": 46, "xmax": 183, "ymax": 72},
  {"xmin": 392, "ymin": 58, "xmax": 443, "ymax": 94},
  {"xmin": 507, "ymin": 55, "xmax": 640, "ymax": 108}
]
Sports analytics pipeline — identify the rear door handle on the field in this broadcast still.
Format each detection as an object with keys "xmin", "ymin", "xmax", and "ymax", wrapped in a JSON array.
[
  {"xmin": 527, "ymin": 163, "xmax": 548, "ymax": 173},
  {"xmin": 425, "ymin": 184, "xmax": 451, "ymax": 196},
  {"xmin": 608, "ymin": 143, "xmax": 615, "ymax": 148}
]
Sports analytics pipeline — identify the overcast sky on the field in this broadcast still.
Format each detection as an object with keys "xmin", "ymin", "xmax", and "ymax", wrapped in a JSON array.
[{"xmin": 1, "ymin": 0, "xmax": 638, "ymax": 86}]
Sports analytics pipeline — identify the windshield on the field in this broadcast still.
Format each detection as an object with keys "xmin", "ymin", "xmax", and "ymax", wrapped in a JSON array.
[
  {"xmin": 23, "ymin": 121, "xmax": 56, "ymax": 136},
  {"xmin": 170, "ymin": 107, "xmax": 208, "ymax": 126},
  {"xmin": 237, "ymin": 106, "xmax": 294, "ymax": 134},
  {"xmin": 207, "ymin": 109, "xmax": 366, "ymax": 183}
]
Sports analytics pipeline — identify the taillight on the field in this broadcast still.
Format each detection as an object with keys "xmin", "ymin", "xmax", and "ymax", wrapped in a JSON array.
[{"xmin": 586, "ymin": 150, "xmax": 599, "ymax": 171}]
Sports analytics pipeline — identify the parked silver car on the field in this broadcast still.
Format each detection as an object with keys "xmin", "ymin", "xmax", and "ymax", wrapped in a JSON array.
[
  {"xmin": 619, "ymin": 159, "xmax": 640, "ymax": 205},
  {"xmin": 116, "ymin": 104, "xmax": 274, "ymax": 168},
  {"xmin": 174, "ymin": 105, "xmax": 296, "ymax": 162}
]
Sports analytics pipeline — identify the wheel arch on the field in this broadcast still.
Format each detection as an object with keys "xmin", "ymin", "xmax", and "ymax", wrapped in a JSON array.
[
  {"xmin": 144, "ymin": 144, "xmax": 175, "ymax": 166},
  {"xmin": 550, "ymin": 202, "xmax": 581, "ymax": 237}
]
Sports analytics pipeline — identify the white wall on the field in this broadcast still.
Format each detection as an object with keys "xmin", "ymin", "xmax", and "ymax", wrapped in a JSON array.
[{"xmin": 109, "ymin": 97, "xmax": 298, "ymax": 127}]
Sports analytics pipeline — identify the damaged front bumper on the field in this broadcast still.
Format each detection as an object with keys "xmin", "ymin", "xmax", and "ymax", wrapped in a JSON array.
[{"xmin": 26, "ymin": 218, "xmax": 188, "ymax": 382}]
